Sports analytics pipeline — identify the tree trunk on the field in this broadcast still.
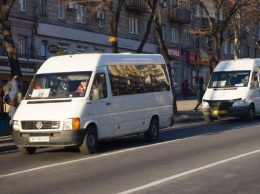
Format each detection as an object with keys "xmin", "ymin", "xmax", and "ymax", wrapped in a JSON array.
[
  {"xmin": 154, "ymin": 13, "xmax": 178, "ymax": 115},
  {"xmin": 0, "ymin": 2, "xmax": 22, "ymax": 79}
]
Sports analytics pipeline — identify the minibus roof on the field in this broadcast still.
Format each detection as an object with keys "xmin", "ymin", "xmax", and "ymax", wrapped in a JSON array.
[
  {"xmin": 214, "ymin": 58, "xmax": 260, "ymax": 72},
  {"xmin": 37, "ymin": 53, "xmax": 166, "ymax": 74}
]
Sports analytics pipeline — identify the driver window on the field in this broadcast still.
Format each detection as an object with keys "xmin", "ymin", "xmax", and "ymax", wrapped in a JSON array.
[
  {"xmin": 91, "ymin": 73, "xmax": 107, "ymax": 99},
  {"xmin": 251, "ymin": 72, "xmax": 259, "ymax": 89}
]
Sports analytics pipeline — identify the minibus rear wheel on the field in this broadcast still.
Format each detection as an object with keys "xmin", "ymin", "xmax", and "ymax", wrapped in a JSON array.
[
  {"xmin": 145, "ymin": 119, "xmax": 159, "ymax": 142},
  {"xmin": 79, "ymin": 126, "xmax": 98, "ymax": 155},
  {"xmin": 18, "ymin": 146, "xmax": 36, "ymax": 155}
]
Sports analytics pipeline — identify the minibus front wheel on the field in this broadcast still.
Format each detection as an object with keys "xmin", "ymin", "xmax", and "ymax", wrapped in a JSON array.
[
  {"xmin": 18, "ymin": 146, "xmax": 36, "ymax": 155},
  {"xmin": 244, "ymin": 104, "xmax": 255, "ymax": 122},
  {"xmin": 79, "ymin": 126, "xmax": 98, "ymax": 155},
  {"xmin": 204, "ymin": 116, "xmax": 216, "ymax": 123}
]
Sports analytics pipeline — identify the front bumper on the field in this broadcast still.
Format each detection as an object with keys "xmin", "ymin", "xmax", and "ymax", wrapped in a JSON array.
[
  {"xmin": 12, "ymin": 129, "xmax": 85, "ymax": 147},
  {"xmin": 202, "ymin": 105, "xmax": 249, "ymax": 118}
]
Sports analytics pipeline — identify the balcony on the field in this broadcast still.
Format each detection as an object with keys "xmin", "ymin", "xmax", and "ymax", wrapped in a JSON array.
[
  {"xmin": 125, "ymin": 0, "xmax": 147, "ymax": 13},
  {"xmin": 169, "ymin": 7, "xmax": 191, "ymax": 24}
]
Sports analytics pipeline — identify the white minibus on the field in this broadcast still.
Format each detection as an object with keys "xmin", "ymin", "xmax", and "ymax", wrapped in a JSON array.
[
  {"xmin": 12, "ymin": 53, "xmax": 174, "ymax": 155},
  {"xmin": 202, "ymin": 58, "xmax": 260, "ymax": 122}
]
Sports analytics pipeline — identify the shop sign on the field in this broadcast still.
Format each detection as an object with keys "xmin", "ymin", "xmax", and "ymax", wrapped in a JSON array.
[
  {"xmin": 167, "ymin": 47, "xmax": 181, "ymax": 60},
  {"xmin": 48, "ymin": 44, "xmax": 59, "ymax": 54}
]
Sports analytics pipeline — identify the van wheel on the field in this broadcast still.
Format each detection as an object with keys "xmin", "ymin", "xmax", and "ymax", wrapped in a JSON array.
[
  {"xmin": 145, "ymin": 119, "xmax": 159, "ymax": 142},
  {"xmin": 204, "ymin": 116, "xmax": 215, "ymax": 123},
  {"xmin": 18, "ymin": 146, "xmax": 36, "ymax": 155},
  {"xmin": 79, "ymin": 126, "xmax": 98, "ymax": 155},
  {"xmin": 245, "ymin": 105, "xmax": 255, "ymax": 122}
]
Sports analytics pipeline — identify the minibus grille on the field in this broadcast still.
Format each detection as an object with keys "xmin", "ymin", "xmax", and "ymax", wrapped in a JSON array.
[
  {"xmin": 21, "ymin": 121, "xmax": 60, "ymax": 130},
  {"xmin": 208, "ymin": 101, "xmax": 234, "ymax": 109}
]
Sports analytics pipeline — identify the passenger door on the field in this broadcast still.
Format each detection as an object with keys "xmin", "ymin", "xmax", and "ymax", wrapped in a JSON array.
[
  {"xmin": 250, "ymin": 71, "xmax": 260, "ymax": 113},
  {"xmin": 90, "ymin": 72, "xmax": 114, "ymax": 139}
]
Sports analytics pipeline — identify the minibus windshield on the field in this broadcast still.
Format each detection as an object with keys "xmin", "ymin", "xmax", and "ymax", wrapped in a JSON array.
[
  {"xmin": 25, "ymin": 72, "xmax": 92, "ymax": 99},
  {"xmin": 208, "ymin": 70, "xmax": 250, "ymax": 88}
]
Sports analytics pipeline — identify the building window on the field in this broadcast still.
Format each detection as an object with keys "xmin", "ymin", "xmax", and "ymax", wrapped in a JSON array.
[
  {"xmin": 129, "ymin": 17, "xmax": 138, "ymax": 35},
  {"xmin": 194, "ymin": 37, "xmax": 199, "ymax": 48},
  {"xmin": 161, "ymin": 25, "xmax": 165, "ymax": 40},
  {"xmin": 58, "ymin": 43, "xmax": 69, "ymax": 54},
  {"xmin": 39, "ymin": 0, "xmax": 46, "ymax": 15},
  {"xmin": 76, "ymin": 46, "xmax": 88, "ymax": 54},
  {"xmin": 185, "ymin": 31, "xmax": 190, "ymax": 45},
  {"xmin": 240, "ymin": 45, "xmax": 244, "ymax": 57},
  {"xmin": 76, "ymin": 4, "xmax": 86, "ymax": 23},
  {"xmin": 219, "ymin": 8, "xmax": 223, "ymax": 20},
  {"xmin": 97, "ymin": 11, "xmax": 105, "ymax": 28},
  {"xmin": 171, "ymin": 27, "xmax": 179, "ymax": 43},
  {"xmin": 258, "ymin": 22, "xmax": 260, "ymax": 40},
  {"xmin": 58, "ymin": 0, "xmax": 65, "ymax": 19},
  {"xmin": 169, "ymin": 0, "xmax": 178, "ymax": 6},
  {"xmin": 0, "ymin": 40, "xmax": 4, "ymax": 55},
  {"xmin": 19, "ymin": 0, "xmax": 27, "ymax": 11},
  {"xmin": 195, "ymin": 4, "xmax": 203, "ymax": 16},
  {"xmin": 230, "ymin": 42, "xmax": 234, "ymax": 55},
  {"xmin": 18, "ymin": 36, "xmax": 28, "ymax": 58},
  {"xmin": 40, "ymin": 41, "xmax": 48, "ymax": 59},
  {"xmin": 223, "ymin": 41, "xmax": 228, "ymax": 54}
]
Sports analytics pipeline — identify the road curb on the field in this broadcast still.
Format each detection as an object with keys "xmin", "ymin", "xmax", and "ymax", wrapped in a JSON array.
[{"xmin": 0, "ymin": 143, "xmax": 17, "ymax": 153}]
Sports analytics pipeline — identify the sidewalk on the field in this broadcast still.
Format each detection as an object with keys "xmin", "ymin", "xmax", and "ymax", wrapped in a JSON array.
[
  {"xmin": 0, "ymin": 95, "xmax": 203, "ymax": 153},
  {"xmin": 174, "ymin": 95, "xmax": 204, "ymax": 123}
]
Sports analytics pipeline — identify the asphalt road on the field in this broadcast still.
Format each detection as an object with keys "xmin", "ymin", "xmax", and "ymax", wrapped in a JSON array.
[{"xmin": 1, "ymin": 118, "xmax": 260, "ymax": 194}]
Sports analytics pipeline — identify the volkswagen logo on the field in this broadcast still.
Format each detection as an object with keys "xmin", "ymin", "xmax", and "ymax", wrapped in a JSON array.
[
  {"xmin": 218, "ymin": 102, "xmax": 222, "ymax": 107},
  {"xmin": 36, "ymin": 121, "xmax": 43, "ymax": 129}
]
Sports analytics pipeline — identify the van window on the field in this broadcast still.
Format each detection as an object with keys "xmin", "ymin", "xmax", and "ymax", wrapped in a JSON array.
[
  {"xmin": 25, "ymin": 72, "xmax": 92, "ymax": 99},
  {"xmin": 108, "ymin": 64, "xmax": 170, "ymax": 96},
  {"xmin": 90, "ymin": 73, "xmax": 107, "ymax": 99},
  {"xmin": 250, "ymin": 71, "xmax": 259, "ymax": 89},
  {"xmin": 208, "ymin": 70, "xmax": 250, "ymax": 88}
]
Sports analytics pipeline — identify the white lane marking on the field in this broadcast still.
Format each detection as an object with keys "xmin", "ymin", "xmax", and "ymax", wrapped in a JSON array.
[
  {"xmin": 0, "ymin": 139, "xmax": 185, "ymax": 178},
  {"xmin": 117, "ymin": 149, "xmax": 260, "ymax": 194},
  {"xmin": 0, "ymin": 122, "xmax": 259, "ymax": 179}
]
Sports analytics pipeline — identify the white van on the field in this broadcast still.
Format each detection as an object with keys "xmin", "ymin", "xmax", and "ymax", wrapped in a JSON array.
[
  {"xmin": 12, "ymin": 53, "xmax": 174, "ymax": 155},
  {"xmin": 202, "ymin": 58, "xmax": 260, "ymax": 122}
]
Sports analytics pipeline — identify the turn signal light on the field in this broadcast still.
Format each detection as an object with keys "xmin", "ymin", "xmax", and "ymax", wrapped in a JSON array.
[{"xmin": 73, "ymin": 118, "xmax": 80, "ymax": 130}]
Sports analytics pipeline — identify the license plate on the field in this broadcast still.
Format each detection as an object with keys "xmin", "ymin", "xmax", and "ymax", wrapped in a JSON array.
[
  {"xmin": 29, "ymin": 136, "xmax": 50, "ymax": 142},
  {"xmin": 213, "ymin": 110, "xmax": 227, "ymax": 115}
]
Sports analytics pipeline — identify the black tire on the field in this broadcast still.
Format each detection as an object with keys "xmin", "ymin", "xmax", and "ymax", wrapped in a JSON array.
[
  {"xmin": 145, "ymin": 119, "xmax": 159, "ymax": 142},
  {"xmin": 18, "ymin": 146, "xmax": 36, "ymax": 155},
  {"xmin": 245, "ymin": 105, "xmax": 255, "ymax": 122},
  {"xmin": 79, "ymin": 126, "xmax": 98, "ymax": 155},
  {"xmin": 204, "ymin": 116, "xmax": 215, "ymax": 123}
]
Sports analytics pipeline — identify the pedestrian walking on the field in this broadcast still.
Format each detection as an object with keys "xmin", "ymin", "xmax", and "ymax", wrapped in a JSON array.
[
  {"xmin": 8, "ymin": 75, "xmax": 23, "ymax": 121},
  {"xmin": 181, "ymin": 79, "xmax": 189, "ymax": 100},
  {"xmin": 3, "ymin": 80, "xmax": 12, "ymax": 113},
  {"xmin": 194, "ymin": 76, "xmax": 205, "ymax": 111}
]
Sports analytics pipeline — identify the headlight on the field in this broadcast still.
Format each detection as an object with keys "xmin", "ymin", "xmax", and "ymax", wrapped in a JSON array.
[
  {"xmin": 12, "ymin": 120, "xmax": 21, "ymax": 132},
  {"xmin": 202, "ymin": 101, "xmax": 209, "ymax": 107},
  {"xmin": 233, "ymin": 99, "xmax": 247, "ymax": 106},
  {"xmin": 63, "ymin": 118, "xmax": 80, "ymax": 131}
]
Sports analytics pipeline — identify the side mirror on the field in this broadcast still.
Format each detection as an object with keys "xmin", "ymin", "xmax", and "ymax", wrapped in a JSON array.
[{"xmin": 91, "ymin": 88, "xmax": 101, "ymax": 100}]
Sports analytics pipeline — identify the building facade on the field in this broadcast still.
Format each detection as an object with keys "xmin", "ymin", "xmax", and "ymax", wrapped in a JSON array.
[{"xmin": 0, "ymin": 0, "xmax": 259, "ymax": 94}]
